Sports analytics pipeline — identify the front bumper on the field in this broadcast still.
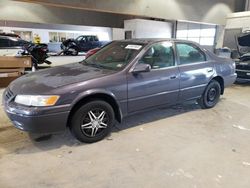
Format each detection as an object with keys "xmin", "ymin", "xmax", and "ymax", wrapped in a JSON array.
[
  {"xmin": 236, "ymin": 69, "xmax": 250, "ymax": 81},
  {"xmin": 3, "ymin": 100, "xmax": 71, "ymax": 134}
]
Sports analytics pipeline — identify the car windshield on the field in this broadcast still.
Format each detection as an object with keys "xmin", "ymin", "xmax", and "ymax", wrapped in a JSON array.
[{"xmin": 84, "ymin": 41, "xmax": 145, "ymax": 70}]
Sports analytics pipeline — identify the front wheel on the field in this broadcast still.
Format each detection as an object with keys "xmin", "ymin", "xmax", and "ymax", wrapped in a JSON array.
[
  {"xmin": 70, "ymin": 101, "xmax": 115, "ymax": 143},
  {"xmin": 198, "ymin": 80, "xmax": 221, "ymax": 109}
]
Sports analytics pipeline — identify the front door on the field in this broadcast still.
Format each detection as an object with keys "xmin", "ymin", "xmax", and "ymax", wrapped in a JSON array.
[{"xmin": 127, "ymin": 41, "xmax": 180, "ymax": 113}]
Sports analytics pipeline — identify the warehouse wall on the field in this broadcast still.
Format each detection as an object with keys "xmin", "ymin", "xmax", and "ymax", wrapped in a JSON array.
[
  {"xmin": 15, "ymin": 0, "xmax": 245, "ymax": 25},
  {"xmin": 0, "ymin": 0, "xmax": 136, "ymax": 28},
  {"xmin": 0, "ymin": 0, "xmax": 245, "ymax": 28},
  {"xmin": 124, "ymin": 19, "xmax": 172, "ymax": 39}
]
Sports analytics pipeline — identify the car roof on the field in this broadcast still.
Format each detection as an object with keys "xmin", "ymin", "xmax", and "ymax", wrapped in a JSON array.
[
  {"xmin": 0, "ymin": 35, "xmax": 18, "ymax": 40},
  {"xmin": 0, "ymin": 33, "xmax": 20, "ymax": 37},
  {"xmin": 117, "ymin": 38, "xmax": 200, "ymax": 46},
  {"xmin": 0, "ymin": 35, "xmax": 27, "ymax": 42}
]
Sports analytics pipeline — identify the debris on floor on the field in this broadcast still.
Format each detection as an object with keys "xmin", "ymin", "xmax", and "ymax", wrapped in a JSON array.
[
  {"xmin": 242, "ymin": 161, "xmax": 250, "ymax": 166},
  {"xmin": 166, "ymin": 169, "xmax": 194, "ymax": 179},
  {"xmin": 232, "ymin": 124, "xmax": 250, "ymax": 131}
]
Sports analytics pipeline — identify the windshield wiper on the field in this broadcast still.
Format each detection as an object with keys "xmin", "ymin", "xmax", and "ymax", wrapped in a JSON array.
[{"xmin": 80, "ymin": 59, "xmax": 116, "ymax": 70}]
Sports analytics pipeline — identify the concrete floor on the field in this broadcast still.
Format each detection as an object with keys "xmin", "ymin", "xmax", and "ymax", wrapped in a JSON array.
[{"xmin": 1, "ymin": 79, "xmax": 250, "ymax": 187}]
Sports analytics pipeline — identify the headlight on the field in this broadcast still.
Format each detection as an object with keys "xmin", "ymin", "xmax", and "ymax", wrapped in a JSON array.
[{"xmin": 15, "ymin": 95, "xmax": 60, "ymax": 107}]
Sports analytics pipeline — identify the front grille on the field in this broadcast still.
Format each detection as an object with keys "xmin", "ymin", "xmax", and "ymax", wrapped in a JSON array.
[
  {"xmin": 236, "ymin": 70, "xmax": 250, "ymax": 79},
  {"xmin": 5, "ymin": 88, "xmax": 14, "ymax": 102},
  {"xmin": 236, "ymin": 63, "xmax": 250, "ymax": 71}
]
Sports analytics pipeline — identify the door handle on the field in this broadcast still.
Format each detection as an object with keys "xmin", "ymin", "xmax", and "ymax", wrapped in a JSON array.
[
  {"xmin": 207, "ymin": 68, "xmax": 213, "ymax": 73},
  {"xmin": 169, "ymin": 75, "xmax": 177, "ymax": 80}
]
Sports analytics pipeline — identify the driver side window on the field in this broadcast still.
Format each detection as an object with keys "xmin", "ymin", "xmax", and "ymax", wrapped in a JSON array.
[{"xmin": 139, "ymin": 42, "xmax": 175, "ymax": 69}]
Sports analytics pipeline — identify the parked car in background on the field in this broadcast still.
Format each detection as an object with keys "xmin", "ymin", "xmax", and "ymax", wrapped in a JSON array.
[
  {"xmin": 0, "ymin": 35, "xmax": 30, "ymax": 49},
  {"xmin": 3, "ymin": 39, "xmax": 236, "ymax": 143},
  {"xmin": 0, "ymin": 32, "xmax": 21, "ymax": 38},
  {"xmin": 60, "ymin": 35, "xmax": 108, "ymax": 55},
  {"xmin": 85, "ymin": 47, "xmax": 100, "ymax": 59},
  {"xmin": 235, "ymin": 33, "xmax": 250, "ymax": 81},
  {"xmin": 22, "ymin": 43, "xmax": 52, "ymax": 69}
]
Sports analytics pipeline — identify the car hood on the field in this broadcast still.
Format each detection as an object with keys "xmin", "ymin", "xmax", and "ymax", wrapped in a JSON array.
[
  {"xmin": 236, "ymin": 33, "xmax": 250, "ymax": 56},
  {"xmin": 9, "ymin": 62, "xmax": 116, "ymax": 94}
]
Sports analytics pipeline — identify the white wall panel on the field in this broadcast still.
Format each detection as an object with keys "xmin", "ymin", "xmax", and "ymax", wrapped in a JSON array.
[{"xmin": 124, "ymin": 19, "xmax": 172, "ymax": 39}]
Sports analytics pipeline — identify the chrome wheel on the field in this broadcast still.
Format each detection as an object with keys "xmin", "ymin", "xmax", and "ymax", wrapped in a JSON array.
[
  {"xmin": 70, "ymin": 100, "xmax": 115, "ymax": 143},
  {"xmin": 81, "ymin": 109, "xmax": 108, "ymax": 137}
]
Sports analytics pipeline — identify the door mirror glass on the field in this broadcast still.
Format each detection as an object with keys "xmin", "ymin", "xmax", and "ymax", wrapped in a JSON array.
[{"xmin": 132, "ymin": 63, "xmax": 151, "ymax": 73}]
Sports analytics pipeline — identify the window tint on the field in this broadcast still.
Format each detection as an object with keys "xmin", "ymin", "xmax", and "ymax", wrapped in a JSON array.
[
  {"xmin": 94, "ymin": 36, "xmax": 99, "ymax": 41},
  {"xmin": 139, "ymin": 42, "xmax": 175, "ymax": 69},
  {"xmin": 176, "ymin": 43, "xmax": 206, "ymax": 65},
  {"xmin": 0, "ymin": 38, "xmax": 10, "ymax": 47},
  {"xmin": 9, "ymin": 38, "xmax": 22, "ymax": 47},
  {"xmin": 88, "ymin": 36, "xmax": 94, "ymax": 42},
  {"xmin": 77, "ymin": 36, "xmax": 86, "ymax": 42}
]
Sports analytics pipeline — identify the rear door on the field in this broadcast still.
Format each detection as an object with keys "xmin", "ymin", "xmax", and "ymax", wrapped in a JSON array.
[
  {"xmin": 90, "ymin": 36, "xmax": 100, "ymax": 49},
  {"xmin": 127, "ymin": 41, "xmax": 180, "ymax": 113},
  {"xmin": 175, "ymin": 42, "xmax": 214, "ymax": 101},
  {"xmin": 78, "ymin": 36, "xmax": 88, "ymax": 51}
]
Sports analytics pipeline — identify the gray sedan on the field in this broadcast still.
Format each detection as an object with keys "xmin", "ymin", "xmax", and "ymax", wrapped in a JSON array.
[{"xmin": 3, "ymin": 39, "xmax": 236, "ymax": 143}]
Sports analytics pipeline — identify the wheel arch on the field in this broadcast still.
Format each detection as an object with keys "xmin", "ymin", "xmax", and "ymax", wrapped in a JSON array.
[
  {"xmin": 67, "ymin": 91, "xmax": 123, "ymax": 127},
  {"xmin": 211, "ymin": 76, "xmax": 224, "ymax": 94}
]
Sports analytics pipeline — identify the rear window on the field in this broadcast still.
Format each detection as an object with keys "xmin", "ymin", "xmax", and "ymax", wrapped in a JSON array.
[
  {"xmin": 9, "ymin": 38, "xmax": 22, "ymax": 47},
  {"xmin": 0, "ymin": 38, "xmax": 10, "ymax": 47}
]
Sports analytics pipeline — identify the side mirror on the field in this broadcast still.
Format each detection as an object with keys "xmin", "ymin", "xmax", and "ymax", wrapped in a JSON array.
[{"xmin": 132, "ymin": 63, "xmax": 151, "ymax": 74}]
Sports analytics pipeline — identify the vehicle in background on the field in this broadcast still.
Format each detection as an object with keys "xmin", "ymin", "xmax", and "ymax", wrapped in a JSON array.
[
  {"xmin": 235, "ymin": 33, "xmax": 250, "ymax": 81},
  {"xmin": 22, "ymin": 43, "xmax": 52, "ymax": 69},
  {"xmin": 0, "ymin": 35, "xmax": 51, "ymax": 69},
  {"xmin": 0, "ymin": 32, "xmax": 21, "ymax": 38},
  {"xmin": 60, "ymin": 35, "xmax": 108, "ymax": 56},
  {"xmin": 85, "ymin": 47, "xmax": 100, "ymax": 59},
  {"xmin": 0, "ymin": 35, "xmax": 30, "ymax": 49},
  {"xmin": 3, "ymin": 39, "xmax": 236, "ymax": 143}
]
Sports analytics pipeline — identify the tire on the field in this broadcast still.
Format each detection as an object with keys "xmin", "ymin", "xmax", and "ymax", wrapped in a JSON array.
[
  {"xmin": 44, "ymin": 60, "xmax": 52, "ymax": 65},
  {"xmin": 70, "ymin": 47, "xmax": 79, "ymax": 56},
  {"xmin": 70, "ymin": 100, "xmax": 115, "ymax": 143},
  {"xmin": 198, "ymin": 80, "xmax": 221, "ymax": 109}
]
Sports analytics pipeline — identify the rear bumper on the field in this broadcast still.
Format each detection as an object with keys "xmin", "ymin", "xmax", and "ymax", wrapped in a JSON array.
[
  {"xmin": 224, "ymin": 73, "xmax": 237, "ymax": 87},
  {"xmin": 3, "ymin": 101, "xmax": 70, "ymax": 134}
]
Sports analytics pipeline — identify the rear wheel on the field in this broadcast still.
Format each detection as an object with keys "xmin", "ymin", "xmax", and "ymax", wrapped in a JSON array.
[
  {"xmin": 70, "ymin": 47, "xmax": 79, "ymax": 56},
  {"xmin": 70, "ymin": 100, "xmax": 115, "ymax": 143},
  {"xmin": 198, "ymin": 80, "xmax": 221, "ymax": 109}
]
